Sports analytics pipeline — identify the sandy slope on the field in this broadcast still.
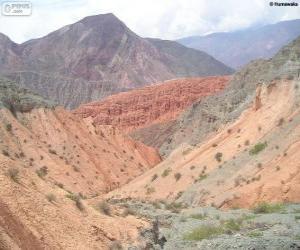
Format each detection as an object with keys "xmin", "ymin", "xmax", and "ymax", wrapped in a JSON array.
[{"xmin": 108, "ymin": 79, "xmax": 300, "ymax": 208}]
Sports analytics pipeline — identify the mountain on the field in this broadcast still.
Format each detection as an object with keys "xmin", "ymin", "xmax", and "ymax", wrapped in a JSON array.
[
  {"xmin": 108, "ymin": 36, "xmax": 300, "ymax": 209},
  {"xmin": 74, "ymin": 76, "xmax": 229, "ymax": 132},
  {"xmin": 0, "ymin": 13, "xmax": 233, "ymax": 108},
  {"xmin": 178, "ymin": 19, "xmax": 300, "ymax": 69}
]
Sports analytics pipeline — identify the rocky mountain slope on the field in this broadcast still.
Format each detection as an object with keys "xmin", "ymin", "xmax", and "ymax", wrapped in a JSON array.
[
  {"xmin": 108, "ymin": 36, "xmax": 300, "ymax": 208},
  {"xmin": 0, "ymin": 13, "xmax": 233, "ymax": 109},
  {"xmin": 157, "ymin": 36, "xmax": 300, "ymax": 156},
  {"xmin": 0, "ymin": 78, "xmax": 164, "ymax": 248},
  {"xmin": 74, "ymin": 76, "xmax": 230, "ymax": 135},
  {"xmin": 178, "ymin": 19, "xmax": 300, "ymax": 69}
]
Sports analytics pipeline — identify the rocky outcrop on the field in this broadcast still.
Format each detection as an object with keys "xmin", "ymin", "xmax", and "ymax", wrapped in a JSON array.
[
  {"xmin": 0, "ymin": 13, "xmax": 233, "ymax": 109},
  {"xmin": 74, "ymin": 76, "xmax": 230, "ymax": 133}
]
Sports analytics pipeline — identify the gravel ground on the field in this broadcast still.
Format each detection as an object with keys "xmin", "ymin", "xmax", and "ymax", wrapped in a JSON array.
[{"xmin": 111, "ymin": 200, "xmax": 300, "ymax": 250}]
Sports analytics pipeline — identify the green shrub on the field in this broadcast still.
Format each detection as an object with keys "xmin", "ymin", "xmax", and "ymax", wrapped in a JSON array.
[
  {"xmin": 66, "ymin": 193, "xmax": 84, "ymax": 211},
  {"xmin": 46, "ymin": 193, "xmax": 56, "ymax": 203},
  {"xmin": 146, "ymin": 187, "xmax": 155, "ymax": 195},
  {"xmin": 222, "ymin": 219, "xmax": 242, "ymax": 231},
  {"xmin": 151, "ymin": 174, "xmax": 158, "ymax": 182},
  {"xmin": 252, "ymin": 202, "xmax": 284, "ymax": 214},
  {"xmin": 36, "ymin": 166, "xmax": 48, "ymax": 178},
  {"xmin": 190, "ymin": 213, "xmax": 207, "ymax": 220},
  {"xmin": 7, "ymin": 168, "xmax": 19, "ymax": 183},
  {"xmin": 5, "ymin": 123, "xmax": 12, "ymax": 132},
  {"xmin": 183, "ymin": 225, "xmax": 223, "ymax": 241},
  {"xmin": 196, "ymin": 174, "xmax": 207, "ymax": 182},
  {"xmin": 2, "ymin": 149, "xmax": 9, "ymax": 157},
  {"xmin": 161, "ymin": 168, "xmax": 172, "ymax": 177},
  {"xmin": 166, "ymin": 202, "xmax": 184, "ymax": 213},
  {"xmin": 174, "ymin": 172, "xmax": 182, "ymax": 181},
  {"xmin": 215, "ymin": 152, "xmax": 223, "ymax": 162},
  {"xmin": 247, "ymin": 231, "xmax": 263, "ymax": 237},
  {"xmin": 249, "ymin": 142, "xmax": 267, "ymax": 155},
  {"xmin": 96, "ymin": 201, "xmax": 111, "ymax": 216}
]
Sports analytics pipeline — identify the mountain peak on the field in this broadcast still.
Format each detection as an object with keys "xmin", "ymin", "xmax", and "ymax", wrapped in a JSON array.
[{"xmin": 78, "ymin": 13, "xmax": 125, "ymax": 28}]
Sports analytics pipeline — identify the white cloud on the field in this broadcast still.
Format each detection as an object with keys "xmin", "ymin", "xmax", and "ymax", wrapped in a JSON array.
[{"xmin": 0, "ymin": 0, "xmax": 299, "ymax": 43}]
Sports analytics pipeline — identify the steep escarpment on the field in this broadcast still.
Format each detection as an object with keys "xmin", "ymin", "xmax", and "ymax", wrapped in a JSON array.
[
  {"xmin": 0, "ymin": 13, "xmax": 233, "ymax": 108},
  {"xmin": 158, "ymin": 36, "xmax": 300, "ymax": 156},
  {"xmin": 74, "ymin": 76, "xmax": 230, "ymax": 134}
]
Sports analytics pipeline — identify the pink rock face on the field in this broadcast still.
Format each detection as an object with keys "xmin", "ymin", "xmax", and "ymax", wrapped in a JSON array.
[{"xmin": 74, "ymin": 76, "xmax": 230, "ymax": 132}]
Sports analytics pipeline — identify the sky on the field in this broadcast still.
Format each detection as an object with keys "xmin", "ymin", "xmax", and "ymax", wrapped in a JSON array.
[{"xmin": 0, "ymin": 0, "xmax": 299, "ymax": 43}]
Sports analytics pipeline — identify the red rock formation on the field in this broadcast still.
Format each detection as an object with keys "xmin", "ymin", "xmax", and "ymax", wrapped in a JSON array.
[{"xmin": 74, "ymin": 76, "xmax": 230, "ymax": 132}]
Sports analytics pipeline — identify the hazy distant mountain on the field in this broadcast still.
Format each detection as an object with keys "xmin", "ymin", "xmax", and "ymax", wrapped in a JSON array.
[
  {"xmin": 178, "ymin": 19, "xmax": 300, "ymax": 69},
  {"xmin": 0, "ymin": 13, "xmax": 233, "ymax": 108}
]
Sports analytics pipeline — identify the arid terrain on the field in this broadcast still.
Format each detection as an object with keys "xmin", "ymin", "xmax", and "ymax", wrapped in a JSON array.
[{"xmin": 0, "ymin": 11, "xmax": 299, "ymax": 250}]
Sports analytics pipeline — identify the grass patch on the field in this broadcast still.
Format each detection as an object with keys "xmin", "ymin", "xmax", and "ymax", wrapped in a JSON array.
[
  {"xmin": 247, "ymin": 230, "xmax": 263, "ymax": 238},
  {"xmin": 190, "ymin": 213, "xmax": 207, "ymax": 220},
  {"xmin": 252, "ymin": 202, "xmax": 285, "ymax": 214},
  {"xmin": 249, "ymin": 142, "xmax": 267, "ymax": 155}
]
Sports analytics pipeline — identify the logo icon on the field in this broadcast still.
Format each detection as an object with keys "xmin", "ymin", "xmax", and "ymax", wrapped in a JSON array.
[{"xmin": 1, "ymin": 1, "xmax": 32, "ymax": 16}]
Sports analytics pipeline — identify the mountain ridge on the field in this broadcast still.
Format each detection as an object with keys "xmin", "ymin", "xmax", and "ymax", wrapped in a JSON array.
[
  {"xmin": 178, "ymin": 19, "xmax": 300, "ymax": 69},
  {"xmin": 0, "ymin": 13, "xmax": 233, "ymax": 109}
]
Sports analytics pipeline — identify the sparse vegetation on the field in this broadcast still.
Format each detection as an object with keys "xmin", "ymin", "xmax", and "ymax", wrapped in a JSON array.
[
  {"xmin": 161, "ymin": 168, "xmax": 172, "ymax": 177},
  {"xmin": 48, "ymin": 149, "xmax": 57, "ymax": 155},
  {"xmin": 215, "ymin": 152, "xmax": 223, "ymax": 162},
  {"xmin": 7, "ymin": 168, "xmax": 19, "ymax": 183},
  {"xmin": 249, "ymin": 142, "xmax": 267, "ymax": 155},
  {"xmin": 183, "ymin": 225, "xmax": 223, "ymax": 241},
  {"xmin": 151, "ymin": 174, "xmax": 158, "ymax": 182},
  {"xmin": 196, "ymin": 174, "xmax": 207, "ymax": 182},
  {"xmin": 109, "ymin": 240, "xmax": 123, "ymax": 250},
  {"xmin": 174, "ymin": 172, "xmax": 182, "ymax": 181},
  {"xmin": 36, "ymin": 166, "xmax": 48, "ymax": 179},
  {"xmin": 5, "ymin": 123, "xmax": 12, "ymax": 132},
  {"xmin": 165, "ymin": 202, "xmax": 185, "ymax": 213},
  {"xmin": 247, "ymin": 231, "xmax": 263, "ymax": 237},
  {"xmin": 190, "ymin": 213, "xmax": 207, "ymax": 220},
  {"xmin": 96, "ymin": 201, "xmax": 111, "ymax": 216},
  {"xmin": 66, "ymin": 193, "xmax": 84, "ymax": 211},
  {"xmin": 46, "ymin": 193, "xmax": 56, "ymax": 203},
  {"xmin": 252, "ymin": 202, "xmax": 284, "ymax": 214},
  {"xmin": 2, "ymin": 149, "xmax": 9, "ymax": 157},
  {"xmin": 146, "ymin": 187, "xmax": 156, "ymax": 195}
]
